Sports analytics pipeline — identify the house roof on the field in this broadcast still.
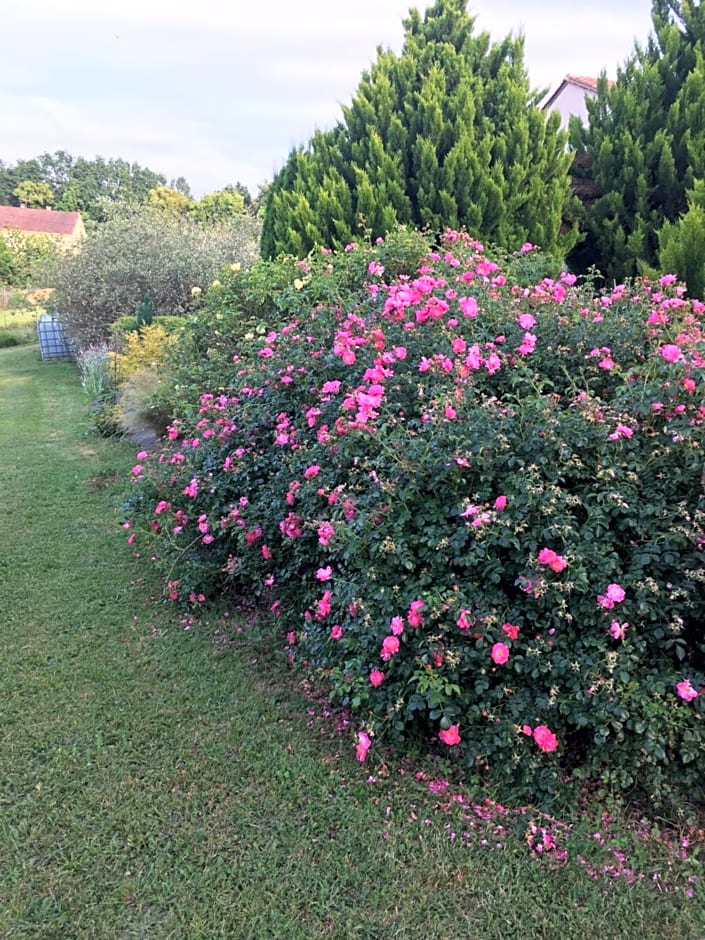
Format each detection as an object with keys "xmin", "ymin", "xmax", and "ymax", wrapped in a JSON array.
[
  {"xmin": 564, "ymin": 75, "xmax": 601, "ymax": 92},
  {"xmin": 0, "ymin": 206, "xmax": 83, "ymax": 236},
  {"xmin": 541, "ymin": 74, "xmax": 615, "ymax": 112}
]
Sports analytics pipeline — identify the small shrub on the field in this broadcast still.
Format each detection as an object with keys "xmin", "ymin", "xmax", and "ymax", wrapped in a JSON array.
[
  {"xmin": 91, "ymin": 400, "xmax": 124, "ymax": 437},
  {"xmin": 134, "ymin": 294, "xmax": 154, "ymax": 329},
  {"xmin": 124, "ymin": 234, "xmax": 705, "ymax": 810},
  {"xmin": 110, "ymin": 314, "xmax": 186, "ymax": 349},
  {"xmin": 109, "ymin": 323, "xmax": 177, "ymax": 386},
  {"xmin": 0, "ymin": 333, "xmax": 22, "ymax": 348}
]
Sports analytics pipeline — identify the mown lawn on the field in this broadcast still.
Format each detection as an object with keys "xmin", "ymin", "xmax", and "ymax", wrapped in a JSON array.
[{"xmin": 0, "ymin": 344, "xmax": 703, "ymax": 939}]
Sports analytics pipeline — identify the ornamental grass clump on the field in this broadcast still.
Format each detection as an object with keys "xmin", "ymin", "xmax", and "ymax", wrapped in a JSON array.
[
  {"xmin": 76, "ymin": 342, "xmax": 117, "ymax": 401},
  {"xmin": 123, "ymin": 233, "xmax": 705, "ymax": 809}
]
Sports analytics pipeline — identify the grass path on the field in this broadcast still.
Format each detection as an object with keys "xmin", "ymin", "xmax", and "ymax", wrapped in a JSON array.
[{"xmin": 1, "ymin": 345, "xmax": 703, "ymax": 939}]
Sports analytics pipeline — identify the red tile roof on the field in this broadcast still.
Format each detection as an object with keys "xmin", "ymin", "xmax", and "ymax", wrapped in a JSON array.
[
  {"xmin": 565, "ymin": 75, "xmax": 601, "ymax": 92},
  {"xmin": 0, "ymin": 206, "xmax": 83, "ymax": 236}
]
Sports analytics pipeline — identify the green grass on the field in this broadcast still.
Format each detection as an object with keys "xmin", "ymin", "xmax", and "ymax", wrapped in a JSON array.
[
  {"xmin": 0, "ymin": 306, "xmax": 40, "ymax": 347},
  {"xmin": 1, "ymin": 344, "xmax": 704, "ymax": 939}
]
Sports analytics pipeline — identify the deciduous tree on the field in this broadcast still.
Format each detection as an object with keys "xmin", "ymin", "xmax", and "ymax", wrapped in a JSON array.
[
  {"xmin": 148, "ymin": 185, "xmax": 194, "ymax": 217},
  {"xmin": 192, "ymin": 188, "xmax": 248, "ymax": 225},
  {"xmin": 13, "ymin": 180, "xmax": 55, "ymax": 208}
]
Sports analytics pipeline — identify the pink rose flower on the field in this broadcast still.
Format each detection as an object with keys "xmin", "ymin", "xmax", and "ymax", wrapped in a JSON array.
[
  {"xmin": 389, "ymin": 616, "xmax": 405, "ymax": 636},
  {"xmin": 609, "ymin": 620, "xmax": 628, "ymax": 640},
  {"xmin": 317, "ymin": 521, "xmax": 335, "ymax": 546},
  {"xmin": 355, "ymin": 731, "xmax": 371, "ymax": 761},
  {"xmin": 533, "ymin": 725, "xmax": 559, "ymax": 752},
  {"xmin": 369, "ymin": 669, "xmax": 385, "ymax": 687},
  {"xmin": 279, "ymin": 513, "xmax": 303, "ymax": 539},
  {"xmin": 676, "ymin": 679, "xmax": 699, "ymax": 702},
  {"xmin": 330, "ymin": 624, "xmax": 343, "ymax": 641},
  {"xmin": 315, "ymin": 589, "xmax": 332, "ymax": 619},
  {"xmin": 456, "ymin": 609, "xmax": 472, "ymax": 632},
  {"xmin": 597, "ymin": 583, "xmax": 625, "ymax": 609},
  {"xmin": 439, "ymin": 724, "xmax": 461, "ymax": 746},
  {"xmin": 491, "ymin": 642, "xmax": 510, "ymax": 665},
  {"xmin": 494, "ymin": 495, "xmax": 507, "ymax": 511},
  {"xmin": 608, "ymin": 424, "xmax": 634, "ymax": 440},
  {"xmin": 407, "ymin": 599, "xmax": 425, "ymax": 627},
  {"xmin": 661, "ymin": 344, "xmax": 682, "ymax": 363},
  {"xmin": 502, "ymin": 623, "xmax": 520, "ymax": 640},
  {"xmin": 381, "ymin": 635, "xmax": 400, "ymax": 661},
  {"xmin": 537, "ymin": 548, "xmax": 568, "ymax": 572}
]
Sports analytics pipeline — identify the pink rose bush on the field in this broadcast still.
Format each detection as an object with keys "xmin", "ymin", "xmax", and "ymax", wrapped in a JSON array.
[{"xmin": 123, "ymin": 232, "xmax": 705, "ymax": 808}]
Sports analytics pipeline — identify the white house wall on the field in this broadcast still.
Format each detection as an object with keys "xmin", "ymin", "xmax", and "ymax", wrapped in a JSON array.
[{"xmin": 547, "ymin": 84, "xmax": 596, "ymax": 130}]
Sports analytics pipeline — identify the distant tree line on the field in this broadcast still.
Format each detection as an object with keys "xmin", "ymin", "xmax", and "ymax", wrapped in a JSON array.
[
  {"xmin": 0, "ymin": 152, "xmax": 264, "ymax": 290},
  {"xmin": 0, "ymin": 151, "xmax": 261, "ymax": 225}
]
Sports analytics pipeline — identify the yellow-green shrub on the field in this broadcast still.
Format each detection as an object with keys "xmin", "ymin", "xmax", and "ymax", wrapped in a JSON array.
[{"xmin": 109, "ymin": 323, "xmax": 176, "ymax": 386}]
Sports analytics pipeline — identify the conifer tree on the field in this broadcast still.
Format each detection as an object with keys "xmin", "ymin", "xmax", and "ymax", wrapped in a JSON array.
[
  {"xmin": 261, "ymin": 0, "xmax": 575, "ymax": 259},
  {"xmin": 575, "ymin": 0, "xmax": 705, "ymax": 282},
  {"xmin": 657, "ymin": 180, "xmax": 705, "ymax": 297}
]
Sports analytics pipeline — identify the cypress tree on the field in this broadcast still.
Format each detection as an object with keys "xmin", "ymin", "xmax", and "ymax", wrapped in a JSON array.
[
  {"xmin": 657, "ymin": 180, "xmax": 705, "ymax": 297},
  {"xmin": 575, "ymin": 0, "xmax": 705, "ymax": 282},
  {"xmin": 262, "ymin": 0, "xmax": 575, "ymax": 258}
]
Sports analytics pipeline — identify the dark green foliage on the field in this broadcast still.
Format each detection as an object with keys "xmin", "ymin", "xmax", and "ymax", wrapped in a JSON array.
[
  {"xmin": 574, "ymin": 0, "xmax": 705, "ymax": 281},
  {"xmin": 261, "ymin": 0, "xmax": 576, "ymax": 259},
  {"xmin": 0, "ymin": 157, "xmax": 43, "ymax": 205}
]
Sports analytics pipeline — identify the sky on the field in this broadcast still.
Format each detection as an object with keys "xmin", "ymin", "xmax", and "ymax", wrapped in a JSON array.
[{"xmin": 2, "ymin": 0, "xmax": 655, "ymax": 198}]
